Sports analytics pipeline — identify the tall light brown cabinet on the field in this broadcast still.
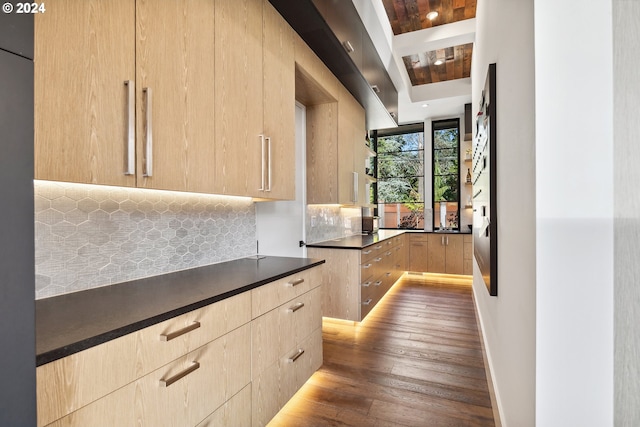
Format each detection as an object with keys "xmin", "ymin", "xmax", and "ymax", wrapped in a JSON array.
[
  {"xmin": 35, "ymin": 0, "xmax": 295, "ymax": 200},
  {"xmin": 295, "ymin": 33, "xmax": 369, "ymax": 207}
]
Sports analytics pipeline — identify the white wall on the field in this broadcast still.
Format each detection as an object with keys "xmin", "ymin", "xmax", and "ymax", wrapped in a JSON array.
[
  {"xmin": 471, "ymin": 0, "xmax": 537, "ymax": 425},
  {"xmin": 535, "ymin": 0, "xmax": 614, "ymax": 426},
  {"xmin": 473, "ymin": 1, "xmax": 615, "ymax": 425}
]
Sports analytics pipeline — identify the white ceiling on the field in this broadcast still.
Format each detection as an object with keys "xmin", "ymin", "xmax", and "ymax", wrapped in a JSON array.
[{"xmin": 352, "ymin": 0, "xmax": 475, "ymax": 126}]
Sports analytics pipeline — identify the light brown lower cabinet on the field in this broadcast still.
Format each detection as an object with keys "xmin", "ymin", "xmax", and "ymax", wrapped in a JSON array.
[
  {"xmin": 251, "ymin": 270, "xmax": 323, "ymax": 426},
  {"xmin": 308, "ymin": 235, "xmax": 405, "ymax": 322},
  {"xmin": 36, "ymin": 266, "xmax": 324, "ymax": 427},
  {"xmin": 408, "ymin": 233, "xmax": 472, "ymax": 275}
]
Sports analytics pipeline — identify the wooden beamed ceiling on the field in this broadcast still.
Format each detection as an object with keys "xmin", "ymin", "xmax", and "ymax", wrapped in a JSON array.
[
  {"xmin": 382, "ymin": 0, "xmax": 477, "ymax": 35},
  {"xmin": 382, "ymin": 0, "xmax": 476, "ymax": 87},
  {"xmin": 402, "ymin": 43, "xmax": 473, "ymax": 86}
]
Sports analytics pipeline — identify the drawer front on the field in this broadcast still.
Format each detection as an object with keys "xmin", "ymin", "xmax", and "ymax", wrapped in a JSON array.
[
  {"xmin": 360, "ymin": 260, "xmax": 375, "ymax": 281},
  {"xmin": 251, "ymin": 266, "xmax": 322, "ymax": 318},
  {"xmin": 196, "ymin": 384, "xmax": 252, "ymax": 427},
  {"xmin": 37, "ymin": 333, "xmax": 138, "ymax": 427},
  {"xmin": 38, "ymin": 292, "xmax": 251, "ymax": 427},
  {"xmin": 137, "ymin": 291, "xmax": 251, "ymax": 376},
  {"xmin": 47, "ymin": 324, "xmax": 251, "ymax": 427},
  {"xmin": 252, "ymin": 327, "xmax": 322, "ymax": 427},
  {"xmin": 251, "ymin": 287, "xmax": 322, "ymax": 378}
]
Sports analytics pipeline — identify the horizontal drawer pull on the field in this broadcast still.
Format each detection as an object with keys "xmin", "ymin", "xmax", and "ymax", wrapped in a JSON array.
[
  {"xmin": 374, "ymin": 245, "xmax": 383, "ymax": 250},
  {"xmin": 362, "ymin": 264, "xmax": 372, "ymax": 269},
  {"xmin": 160, "ymin": 321, "xmax": 201, "ymax": 342},
  {"xmin": 374, "ymin": 257, "xmax": 383, "ymax": 262},
  {"xmin": 361, "ymin": 281, "xmax": 372, "ymax": 287},
  {"xmin": 385, "ymin": 251, "xmax": 392, "ymax": 256},
  {"xmin": 386, "ymin": 272, "xmax": 392, "ymax": 277},
  {"xmin": 288, "ymin": 302, "xmax": 305, "ymax": 313},
  {"xmin": 362, "ymin": 249, "xmax": 372, "ymax": 255},
  {"xmin": 288, "ymin": 348, "xmax": 305, "ymax": 363},
  {"xmin": 362, "ymin": 298, "xmax": 373, "ymax": 306},
  {"xmin": 288, "ymin": 278, "xmax": 304, "ymax": 287},
  {"xmin": 159, "ymin": 361, "xmax": 200, "ymax": 387},
  {"xmin": 374, "ymin": 281, "xmax": 382, "ymax": 287}
]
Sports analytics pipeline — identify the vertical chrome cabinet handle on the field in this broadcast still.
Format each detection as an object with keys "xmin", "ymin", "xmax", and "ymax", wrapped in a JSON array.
[
  {"xmin": 143, "ymin": 87, "xmax": 153, "ymax": 177},
  {"xmin": 159, "ymin": 321, "xmax": 201, "ymax": 342},
  {"xmin": 441, "ymin": 236, "xmax": 444, "ymax": 246},
  {"xmin": 265, "ymin": 136, "xmax": 272, "ymax": 192},
  {"xmin": 353, "ymin": 171, "xmax": 358, "ymax": 203},
  {"xmin": 159, "ymin": 362, "xmax": 200, "ymax": 387},
  {"xmin": 258, "ymin": 135, "xmax": 265, "ymax": 191},
  {"xmin": 288, "ymin": 348, "xmax": 304, "ymax": 363},
  {"xmin": 446, "ymin": 236, "xmax": 449, "ymax": 245},
  {"xmin": 124, "ymin": 81, "xmax": 135, "ymax": 175}
]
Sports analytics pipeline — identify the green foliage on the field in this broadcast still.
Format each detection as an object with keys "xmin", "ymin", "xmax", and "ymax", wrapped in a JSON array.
[
  {"xmin": 433, "ymin": 127, "xmax": 459, "ymax": 202},
  {"xmin": 377, "ymin": 133, "xmax": 423, "ymax": 205}
]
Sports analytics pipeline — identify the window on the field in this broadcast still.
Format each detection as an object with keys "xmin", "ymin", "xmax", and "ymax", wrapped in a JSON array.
[
  {"xmin": 432, "ymin": 119, "xmax": 460, "ymax": 230},
  {"xmin": 374, "ymin": 124, "xmax": 425, "ymax": 229}
]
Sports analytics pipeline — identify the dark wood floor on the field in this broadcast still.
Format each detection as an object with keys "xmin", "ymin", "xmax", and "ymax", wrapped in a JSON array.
[{"xmin": 268, "ymin": 274, "xmax": 496, "ymax": 427}]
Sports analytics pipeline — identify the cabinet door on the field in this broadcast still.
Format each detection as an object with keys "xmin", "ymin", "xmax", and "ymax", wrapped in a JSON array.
[
  {"xmin": 34, "ymin": 0, "xmax": 136, "ymax": 187},
  {"xmin": 135, "ymin": 0, "xmax": 216, "ymax": 193},
  {"xmin": 215, "ymin": 0, "xmax": 264, "ymax": 197},
  {"xmin": 263, "ymin": 0, "xmax": 295, "ymax": 200},
  {"xmin": 338, "ymin": 86, "xmax": 356, "ymax": 204},
  {"xmin": 445, "ymin": 234, "xmax": 465, "ymax": 275},
  {"xmin": 427, "ymin": 235, "xmax": 447, "ymax": 273},
  {"xmin": 409, "ymin": 241, "xmax": 429, "ymax": 272},
  {"xmin": 306, "ymin": 102, "xmax": 339, "ymax": 204}
]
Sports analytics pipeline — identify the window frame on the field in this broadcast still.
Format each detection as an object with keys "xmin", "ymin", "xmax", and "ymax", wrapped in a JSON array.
[{"xmin": 431, "ymin": 118, "xmax": 461, "ymax": 231}]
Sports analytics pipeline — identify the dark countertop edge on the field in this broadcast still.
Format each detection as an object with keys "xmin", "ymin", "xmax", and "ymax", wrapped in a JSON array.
[
  {"xmin": 35, "ymin": 259, "xmax": 325, "ymax": 366},
  {"xmin": 306, "ymin": 230, "xmax": 472, "ymax": 250}
]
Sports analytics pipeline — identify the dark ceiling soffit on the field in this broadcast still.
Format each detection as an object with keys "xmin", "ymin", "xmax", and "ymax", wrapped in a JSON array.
[{"xmin": 268, "ymin": 0, "xmax": 398, "ymax": 130}]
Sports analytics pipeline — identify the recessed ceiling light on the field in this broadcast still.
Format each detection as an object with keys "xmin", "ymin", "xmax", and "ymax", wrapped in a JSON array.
[
  {"xmin": 434, "ymin": 59, "xmax": 444, "ymax": 66},
  {"xmin": 426, "ymin": 11, "xmax": 439, "ymax": 20},
  {"xmin": 422, "ymin": 104, "xmax": 429, "ymax": 108}
]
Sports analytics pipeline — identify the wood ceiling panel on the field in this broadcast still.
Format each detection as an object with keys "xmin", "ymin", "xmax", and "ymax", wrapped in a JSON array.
[
  {"xmin": 402, "ymin": 42, "xmax": 473, "ymax": 86},
  {"xmin": 382, "ymin": 0, "xmax": 476, "ymax": 35}
]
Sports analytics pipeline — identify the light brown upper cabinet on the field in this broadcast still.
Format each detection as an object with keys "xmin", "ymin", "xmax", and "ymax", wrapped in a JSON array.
[
  {"xmin": 214, "ymin": 0, "xmax": 295, "ymax": 200},
  {"xmin": 36, "ymin": 0, "xmax": 295, "ymax": 199},
  {"xmin": 35, "ymin": 0, "xmax": 137, "ymax": 188},
  {"xmin": 262, "ymin": 0, "xmax": 296, "ymax": 200},
  {"xmin": 35, "ymin": 0, "xmax": 217, "ymax": 193},
  {"xmin": 135, "ymin": 0, "xmax": 216, "ymax": 193}
]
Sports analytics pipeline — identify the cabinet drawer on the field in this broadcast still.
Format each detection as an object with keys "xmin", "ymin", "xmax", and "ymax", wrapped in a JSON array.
[
  {"xmin": 252, "ymin": 327, "xmax": 322, "ymax": 427},
  {"xmin": 251, "ymin": 287, "xmax": 321, "ymax": 377},
  {"xmin": 36, "ymin": 292, "xmax": 251, "ymax": 427},
  {"xmin": 46, "ymin": 324, "xmax": 251, "ymax": 427},
  {"xmin": 361, "ymin": 243, "xmax": 383, "ymax": 263},
  {"xmin": 137, "ymin": 291, "xmax": 251, "ymax": 376},
  {"xmin": 360, "ymin": 260, "xmax": 375, "ymax": 281},
  {"xmin": 251, "ymin": 266, "xmax": 322, "ymax": 318},
  {"xmin": 196, "ymin": 384, "xmax": 252, "ymax": 427}
]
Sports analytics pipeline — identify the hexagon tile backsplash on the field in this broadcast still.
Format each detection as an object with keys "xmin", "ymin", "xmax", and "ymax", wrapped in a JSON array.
[{"xmin": 34, "ymin": 181, "xmax": 256, "ymax": 299}]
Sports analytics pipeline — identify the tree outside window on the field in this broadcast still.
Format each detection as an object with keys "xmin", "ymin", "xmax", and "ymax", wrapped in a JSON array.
[
  {"xmin": 376, "ymin": 126, "xmax": 425, "ymax": 229},
  {"xmin": 433, "ymin": 119, "xmax": 460, "ymax": 230}
]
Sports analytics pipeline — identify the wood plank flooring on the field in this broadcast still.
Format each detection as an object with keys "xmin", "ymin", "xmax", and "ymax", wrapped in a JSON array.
[{"xmin": 268, "ymin": 273, "xmax": 495, "ymax": 427}]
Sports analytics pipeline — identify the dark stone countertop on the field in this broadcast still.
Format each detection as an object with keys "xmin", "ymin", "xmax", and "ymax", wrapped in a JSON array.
[
  {"xmin": 36, "ymin": 256, "xmax": 324, "ymax": 366},
  {"xmin": 306, "ymin": 229, "xmax": 472, "ymax": 250}
]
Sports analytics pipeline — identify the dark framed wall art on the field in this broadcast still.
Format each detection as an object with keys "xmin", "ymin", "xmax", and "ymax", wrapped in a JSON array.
[{"xmin": 472, "ymin": 63, "xmax": 498, "ymax": 296}]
